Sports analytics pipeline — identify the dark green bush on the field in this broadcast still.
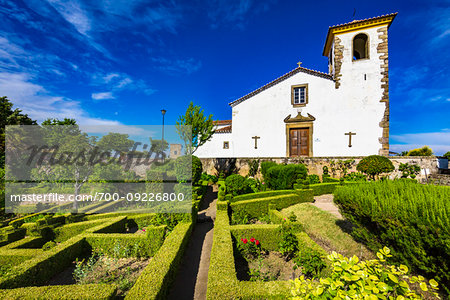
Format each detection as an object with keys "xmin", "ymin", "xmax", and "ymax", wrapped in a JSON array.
[
  {"xmin": 192, "ymin": 155, "xmax": 202, "ymax": 185},
  {"xmin": 293, "ymin": 247, "xmax": 326, "ymax": 278},
  {"xmin": 356, "ymin": 155, "xmax": 394, "ymax": 180},
  {"xmin": 260, "ymin": 161, "xmax": 277, "ymax": 183},
  {"xmin": 306, "ymin": 174, "xmax": 320, "ymax": 184},
  {"xmin": 265, "ymin": 164, "xmax": 307, "ymax": 190},
  {"xmin": 247, "ymin": 159, "xmax": 260, "ymax": 177},
  {"xmin": 175, "ymin": 155, "xmax": 191, "ymax": 182},
  {"xmin": 279, "ymin": 229, "xmax": 299, "ymax": 260},
  {"xmin": 225, "ymin": 174, "xmax": 251, "ymax": 196},
  {"xmin": 343, "ymin": 172, "xmax": 367, "ymax": 182}
]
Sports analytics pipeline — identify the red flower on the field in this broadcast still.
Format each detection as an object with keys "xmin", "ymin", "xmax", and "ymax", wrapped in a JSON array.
[
  {"xmin": 242, "ymin": 238, "xmax": 248, "ymax": 244},
  {"xmin": 250, "ymin": 237, "xmax": 255, "ymax": 243},
  {"xmin": 255, "ymin": 240, "xmax": 260, "ymax": 246}
]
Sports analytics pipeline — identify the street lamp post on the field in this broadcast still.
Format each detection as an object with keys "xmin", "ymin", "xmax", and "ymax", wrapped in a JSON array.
[{"xmin": 161, "ymin": 109, "xmax": 166, "ymax": 162}]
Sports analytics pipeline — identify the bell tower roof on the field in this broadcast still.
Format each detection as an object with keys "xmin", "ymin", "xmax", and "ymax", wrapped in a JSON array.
[{"xmin": 322, "ymin": 13, "xmax": 397, "ymax": 56}]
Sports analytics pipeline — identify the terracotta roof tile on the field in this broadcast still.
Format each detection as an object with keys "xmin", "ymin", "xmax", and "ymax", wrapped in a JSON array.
[
  {"xmin": 228, "ymin": 66, "xmax": 332, "ymax": 107},
  {"xmin": 328, "ymin": 12, "xmax": 398, "ymax": 29},
  {"xmin": 215, "ymin": 125, "xmax": 232, "ymax": 133},
  {"xmin": 213, "ymin": 120, "xmax": 232, "ymax": 125}
]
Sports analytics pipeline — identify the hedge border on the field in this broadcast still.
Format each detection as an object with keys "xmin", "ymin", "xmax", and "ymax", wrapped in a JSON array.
[
  {"xmin": 230, "ymin": 189, "xmax": 313, "ymax": 218},
  {"xmin": 207, "ymin": 210, "xmax": 291, "ymax": 299},
  {"xmin": 0, "ymin": 284, "xmax": 117, "ymax": 299},
  {"xmin": 125, "ymin": 221, "xmax": 193, "ymax": 299}
]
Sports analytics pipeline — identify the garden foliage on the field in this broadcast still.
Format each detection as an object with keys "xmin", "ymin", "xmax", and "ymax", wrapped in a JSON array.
[
  {"xmin": 225, "ymin": 174, "xmax": 252, "ymax": 196},
  {"xmin": 265, "ymin": 164, "xmax": 308, "ymax": 190},
  {"xmin": 291, "ymin": 247, "xmax": 440, "ymax": 299},
  {"xmin": 334, "ymin": 180, "xmax": 449, "ymax": 292},
  {"xmin": 356, "ymin": 155, "xmax": 394, "ymax": 180}
]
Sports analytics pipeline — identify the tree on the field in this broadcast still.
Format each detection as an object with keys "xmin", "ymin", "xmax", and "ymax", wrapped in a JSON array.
[
  {"xmin": 176, "ymin": 101, "xmax": 215, "ymax": 154},
  {"xmin": 97, "ymin": 132, "xmax": 134, "ymax": 154},
  {"xmin": 443, "ymin": 151, "xmax": 450, "ymax": 160},
  {"xmin": 0, "ymin": 96, "xmax": 37, "ymax": 168},
  {"xmin": 356, "ymin": 155, "xmax": 394, "ymax": 180},
  {"xmin": 407, "ymin": 146, "xmax": 433, "ymax": 156},
  {"xmin": 39, "ymin": 119, "xmax": 96, "ymax": 211}
]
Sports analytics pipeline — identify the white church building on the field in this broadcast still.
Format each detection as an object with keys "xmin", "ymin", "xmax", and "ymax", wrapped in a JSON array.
[{"xmin": 196, "ymin": 13, "xmax": 396, "ymax": 158}]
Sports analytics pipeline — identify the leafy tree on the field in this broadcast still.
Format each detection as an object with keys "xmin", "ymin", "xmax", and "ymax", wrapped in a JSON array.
[
  {"xmin": 356, "ymin": 155, "xmax": 394, "ymax": 180},
  {"xmin": 0, "ymin": 97, "xmax": 37, "ymax": 168},
  {"xmin": 407, "ymin": 146, "xmax": 433, "ymax": 156},
  {"xmin": 149, "ymin": 138, "xmax": 169, "ymax": 157},
  {"xmin": 442, "ymin": 151, "xmax": 450, "ymax": 160},
  {"xmin": 38, "ymin": 119, "xmax": 96, "ymax": 210},
  {"xmin": 96, "ymin": 132, "xmax": 134, "ymax": 154},
  {"xmin": 176, "ymin": 101, "xmax": 215, "ymax": 154}
]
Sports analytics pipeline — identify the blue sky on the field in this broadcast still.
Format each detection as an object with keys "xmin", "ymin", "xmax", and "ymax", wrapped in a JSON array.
[{"xmin": 0, "ymin": 0, "xmax": 449, "ymax": 155}]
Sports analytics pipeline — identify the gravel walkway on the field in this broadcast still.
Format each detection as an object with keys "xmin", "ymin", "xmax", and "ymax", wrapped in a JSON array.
[
  {"xmin": 167, "ymin": 185, "xmax": 217, "ymax": 300},
  {"xmin": 311, "ymin": 194, "xmax": 342, "ymax": 219}
]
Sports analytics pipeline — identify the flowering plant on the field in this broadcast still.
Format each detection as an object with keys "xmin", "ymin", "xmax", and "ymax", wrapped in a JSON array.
[{"xmin": 238, "ymin": 237, "xmax": 261, "ymax": 259}]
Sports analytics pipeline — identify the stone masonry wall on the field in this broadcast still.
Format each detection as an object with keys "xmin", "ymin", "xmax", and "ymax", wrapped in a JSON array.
[
  {"xmin": 200, "ymin": 156, "xmax": 446, "ymax": 182},
  {"xmin": 377, "ymin": 26, "xmax": 390, "ymax": 156}
]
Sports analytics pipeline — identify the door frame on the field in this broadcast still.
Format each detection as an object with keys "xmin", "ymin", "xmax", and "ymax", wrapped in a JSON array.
[{"xmin": 285, "ymin": 122, "xmax": 313, "ymax": 157}]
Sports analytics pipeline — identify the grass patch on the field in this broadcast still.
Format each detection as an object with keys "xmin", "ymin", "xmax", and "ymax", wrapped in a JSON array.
[{"xmin": 281, "ymin": 203, "xmax": 373, "ymax": 260}]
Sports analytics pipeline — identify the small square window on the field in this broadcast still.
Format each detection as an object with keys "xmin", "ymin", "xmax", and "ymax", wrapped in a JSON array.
[
  {"xmin": 223, "ymin": 141, "xmax": 229, "ymax": 149},
  {"xmin": 291, "ymin": 84, "xmax": 308, "ymax": 107}
]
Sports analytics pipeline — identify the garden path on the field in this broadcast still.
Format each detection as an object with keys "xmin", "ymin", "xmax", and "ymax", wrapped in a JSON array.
[
  {"xmin": 167, "ymin": 185, "xmax": 217, "ymax": 300},
  {"xmin": 311, "ymin": 194, "xmax": 342, "ymax": 219}
]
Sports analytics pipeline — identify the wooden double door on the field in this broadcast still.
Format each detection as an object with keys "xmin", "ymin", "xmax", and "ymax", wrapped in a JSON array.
[{"xmin": 289, "ymin": 128, "xmax": 309, "ymax": 156}]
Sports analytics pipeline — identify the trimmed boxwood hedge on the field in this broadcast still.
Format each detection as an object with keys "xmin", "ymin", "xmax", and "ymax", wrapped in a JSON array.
[
  {"xmin": 54, "ymin": 219, "xmax": 109, "ymax": 242},
  {"xmin": 125, "ymin": 221, "xmax": 193, "ymax": 299},
  {"xmin": 0, "ymin": 284, "xmax": 117, "ymax": 299},
  {"xmin": 85, "ymin": 225, "xmax": 166, "ymax": 258},
  {"xmin": 0, "ymin": 235, "xmax": 86, "ymax": 288},
  {"xmin": 230, "ymin": 190, "xmax": 313, "ymax": 218},
  {"xmin": 231, "ymin": 189, "xmax": 300, "ymax": 202},
  {"xmin": 206, "ymin": 210, "xmax": 291, "ymax": 299},
  {"xmin": 230, "ymin": 224, "xmax": 282, "ymax": 251}
]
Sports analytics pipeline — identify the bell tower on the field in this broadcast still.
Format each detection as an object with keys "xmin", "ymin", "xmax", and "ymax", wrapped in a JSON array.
[{"xmin": 322, "ymin": 13, "xmax": 397, "ymax": 156}]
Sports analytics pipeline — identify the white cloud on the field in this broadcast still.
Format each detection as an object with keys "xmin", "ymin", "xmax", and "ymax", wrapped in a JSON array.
[
  {"xmin": 390, "ymin": 131, "xmax": 450, "ymax": 155},
  {"xmin": 92, "ymin": 91, "xmax": 115, "ymax": 100},
  {"xmin": 46, "ymin": 0, "xmax": 91, "ymax": 36},
  {"xmin": 0, "ymin": 72, "xmax": 120, "ymax": 125}
]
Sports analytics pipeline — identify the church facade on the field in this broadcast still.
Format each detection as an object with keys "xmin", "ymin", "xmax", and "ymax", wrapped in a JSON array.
[{"xmin": 196, "ymin": 13, "xmax": 396, "ymax": 158}]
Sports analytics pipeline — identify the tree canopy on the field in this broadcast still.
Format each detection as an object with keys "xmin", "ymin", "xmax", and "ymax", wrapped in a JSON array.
[{"xmin": 176, "ymin": 101, "xmax": 215, "ymax": 154}]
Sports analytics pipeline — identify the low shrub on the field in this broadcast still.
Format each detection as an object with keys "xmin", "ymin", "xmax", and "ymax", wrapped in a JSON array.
[
  {"xmin": 265, "ymin": 164, "xmax": 308, "ymax": 190},
  {"xmin": 291, "ymin": 247, "xmax": 441, "ymax": 299},
  {"xmin": 399, "ymin": 163, "xmax": 420, "ymax": 179},
  {"xmin": 230, "ymin": 190, "xmax": 313, "ymax": 218},
  {"xmin": 293, "ymin": 247, "xmax": 326, "ymax": 278},
  {"xmin": 343, "ymin": 171, "xmax": 367, "ymax": 182},
  {"xmin": 356, "ymin": 155, "xmax": 394, "ymax": 180},
  {"xmin": 334, "ymin": 180, "xmax": 450, "ymax": 293},
  {"xmin": 42, "ymin": 241, "xmax": 56, "ymax": 251},
  {"xmin": 279, "ymin": 229, "xmax": 299, "ymax": 260},
  {"xmin": 260, "ymin": 161, "xmax": 277, "ymax": 183},
  {"xmin": 225, "ymin": 174, "xmax": 251, "ymax": 196},
  {"xmin": 306, "ymin": 174, "xmax": 320, "ymax": 184}
]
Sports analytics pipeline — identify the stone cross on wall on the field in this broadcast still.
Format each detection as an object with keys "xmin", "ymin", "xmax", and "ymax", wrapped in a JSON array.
[
  {"xmin": 252, "ymin": 136, "xmax": 260, "ymax": 149},
  {"xmin": 345, "ymin": 132, "xmax": 356, "ymax": 147}
]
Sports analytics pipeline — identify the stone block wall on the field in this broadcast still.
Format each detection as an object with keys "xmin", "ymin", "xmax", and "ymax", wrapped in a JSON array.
[{"xmin": 199, "ymin": 156, "xmax": 447, "ymax": 182}]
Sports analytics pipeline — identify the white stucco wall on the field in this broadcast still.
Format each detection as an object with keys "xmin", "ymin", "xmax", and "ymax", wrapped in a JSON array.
[{"xmin": 196, "ymin": 25, "xmax": 388, "ymax": 158}]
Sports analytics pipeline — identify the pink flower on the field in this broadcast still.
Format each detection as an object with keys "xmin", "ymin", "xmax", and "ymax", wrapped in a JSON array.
[
  {"xmin": 250, "ymin": 237, "xmax": 255, "ymax": 243},
  {"xmin": 255, "ymin": 240, "xmax": 260, "ymax": 246},
  {"xmin": 242, "ymin": 238, "xmax": 248, "ymax": 244},
  {"xmin": 142, "ymin": 228, "xmax": 146, "ymax": 232}
]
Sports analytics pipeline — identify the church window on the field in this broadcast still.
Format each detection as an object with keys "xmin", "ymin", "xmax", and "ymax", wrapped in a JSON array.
[
  {"xmin": 291, "ymin": 84, "xmax": 308, "ymax": 107},
  {"xmin": 223, "ymin": 141, "xmax": 229, "ymax": 149},
  {"xmin": 353, "ymin": 33, "xmax": 369, "ymax": 60}
]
